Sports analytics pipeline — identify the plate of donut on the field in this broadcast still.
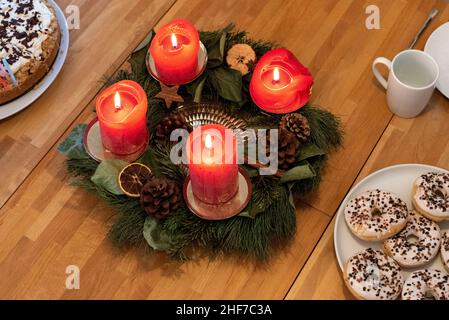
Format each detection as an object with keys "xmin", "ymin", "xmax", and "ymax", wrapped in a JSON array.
[{"xmin": 334, "ymin": 164, "xmax": 449, "ymax": 299}]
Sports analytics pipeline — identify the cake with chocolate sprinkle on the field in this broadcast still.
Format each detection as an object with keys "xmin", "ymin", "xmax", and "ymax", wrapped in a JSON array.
[{"xmin": 0, "ymin": 0, "xmax": 60, "ymax": 104}]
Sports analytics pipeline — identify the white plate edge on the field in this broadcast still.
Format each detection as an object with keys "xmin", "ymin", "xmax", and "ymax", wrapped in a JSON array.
[
  {"xmin": 424, "ymin": 21, "xmax": 449, "ymax": 99},
  {"xmin": 333, "ymin": 163, "xmax": 449, "ymax": 271},
  {"xmin": 0, "ymin": 0, "xmax": 70, "ymax": 119}
]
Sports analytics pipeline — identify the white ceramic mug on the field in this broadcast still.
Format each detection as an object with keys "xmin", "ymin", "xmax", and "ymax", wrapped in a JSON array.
[{"xmin": 372, "ymin": 49, "xmax": 439, "ymax": 118}]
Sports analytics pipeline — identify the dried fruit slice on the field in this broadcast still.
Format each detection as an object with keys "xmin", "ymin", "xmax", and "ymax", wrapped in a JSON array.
[
  {"xmin": 226, "ymin": 44, "xmax": 256, "ymax": 76},
  {"xmin": 118, "ymin": 163, "xmax": 153, "ymax": 197}
]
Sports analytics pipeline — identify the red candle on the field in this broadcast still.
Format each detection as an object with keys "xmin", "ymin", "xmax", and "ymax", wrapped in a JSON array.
[
  {"xmin": 250, "ymin": 48, "xmax": 314, "ymax": 114},
  {"xmin": 150, "ymin": 18, "xmax": 200, "ymax": 85},
  {"xmin": 96, "ymin": 80, "xmax": 148, "ymax": 155},
  {"xmin": 187, "ymin": 124, "xmax": 239, "ymax": 205}
]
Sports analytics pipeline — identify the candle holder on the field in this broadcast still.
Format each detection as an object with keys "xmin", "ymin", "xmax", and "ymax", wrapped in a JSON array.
[
  {"xmin": 249, "ymin": 48, "xmax": 314, "ymax": 114},
  {"xmin": 176, "ymin": 103, "xmax": 247, "ymax": 129},
  {"xmin": 83, "ymin": 117, "xmax": 149, "ymax": 162},
  {"xmin": 146, "ymin": 41, "xmax": 208, "ymax": 86},
  {"xmin": 183, "ymin": 167, "xmax": 252, "ymax": 220}
]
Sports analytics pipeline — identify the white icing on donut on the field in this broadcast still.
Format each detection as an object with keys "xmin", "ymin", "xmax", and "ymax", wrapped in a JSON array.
[
  {"xmin": 413, "ymin": 172, "xmax": 449, "ymax": 219},
  {"xmin": 345, "ymin": 248, "xmax": 403, "ymax": 300},
  {"xmin": 345, "ymin": 189, "xmax": 408, "ymax": 240},
  {"xmin": 442, "ymin": 231, "xmax": 449, "ymax": 270},
  {"xmin": 402, "ymin": 269, "xmax": 449, "ymax": 300},
  {"xmin": 384, "ymin": 211, "xmax": 441, "ymax": 268},
  {"xmin": 0, "ymin": 0, "xmax": 55, "ymax": 73}
]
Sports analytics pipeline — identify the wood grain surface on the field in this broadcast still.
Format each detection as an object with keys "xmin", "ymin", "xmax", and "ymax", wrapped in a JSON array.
[
  {"xmin": 288, "ymin": 88, "xmax": 449, "ymax": 300},
  {"xmin": 0, "ymin": 0, "xmax": 176, "ymax": 208},
  {"xmin": 0, "ymin": 0, "xmax": 448, "ymax": 299}
]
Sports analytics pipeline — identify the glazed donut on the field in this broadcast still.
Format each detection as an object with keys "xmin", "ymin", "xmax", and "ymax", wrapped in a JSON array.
[
  {"xmin": 442, "ymin": 231, "xmax": 449, "ymax": 272},
  {"xmin": 383, "ymin": 211, "xmax": 441, "ymax": 268},
  {"xmin": 412, "ymin": 172, "xmax": 449, "ymax": 222},
  {"xmin": 402, "ymin": 269, "xmax": 449, "ymax": 300},
  {"xmin": 345, "ymin": 189, "xmax": 409, "ymax": 241},
  {"xmin": 344, "ymin": 248, "xmax": 404, "ymax": 300}
]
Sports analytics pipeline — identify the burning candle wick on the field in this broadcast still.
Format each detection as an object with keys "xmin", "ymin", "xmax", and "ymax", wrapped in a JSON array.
[
  {"xmin": 205, "ymin": 134, "xmax": 213, "ymax": 150},
  {"xmin": 272, "ymin": 67, "xmax": 280, "ymax": 85},
  {"xmin": 114, "ymin": 91, "xmax": 122, "ymax": 111},
  {"xmin": 171, "ymin": 33, "xmax": 178, "ymax": 49},
  {"xmin": 204, "ymin": 134, "xmax": 214, "ymax": 165}
]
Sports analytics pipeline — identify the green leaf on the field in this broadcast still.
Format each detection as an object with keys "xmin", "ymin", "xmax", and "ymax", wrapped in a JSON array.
[
  {"xmin": 57, "ymin": 124, "xmax": 89, "ymax": 160},
  {"xmin": 138, "ymin": 149, "xmax": 161, "ymax": 177},
  {"xmin": 91, "ymin": 160, "xmax": 128, "ymax": 195},
  {"xmin": 207, "ymin": 31, "xmax": 227, "ymax": 68},
  {"xmin": 199, "ymin": 23, "xmax": 234, "ymax": 49},
  {"xmin": 186, "ymin": 74, "xmax": 207, "ymax": 103},
  {"xmin": 241, "ymin": 165, "xmax": 259, "ymax": 178},
  {"xmin": 208, "ymin": 67, "xmax": 242, "ymax": 103},
  {"xmin": 280, "ymin": 163, "xmax": 316, "ymax": 184},
  {"xmin": 239, "ymin": 198, "xmax": 268, "ymax": 219},
  {"xmin": 298, "ymin": 143, "xmax": 326, "ymax": 162},
  {"xmin": 133, "ymin": 30, "xmax": 154, "ymax": 54},
  {"xmin": 239, "ymin": 182, "xmax": 283, "ymax": 218},
  {"xmin": 238, "ymin": 211, "xmax": 255, "ymax": 219},
  {"xmin": 287, "ymin": 183, "xmax": 296, "ymax": 210},
  {"xmin": 143, "ymin": 217, "xmax": 172, "ymax": 251},
  {"xmin": 129, "ymin": 30, "xmax": 154, "ymax": 76}
]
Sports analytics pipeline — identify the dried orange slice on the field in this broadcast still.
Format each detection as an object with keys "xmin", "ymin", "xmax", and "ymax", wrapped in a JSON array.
[{"xmin": 118, "ymin": 163, "xmax": 153, "ymax": 197}]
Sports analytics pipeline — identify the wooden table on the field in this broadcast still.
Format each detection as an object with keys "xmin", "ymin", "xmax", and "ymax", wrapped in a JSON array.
[{"xmin": 0, "ymin": 0, "xmax": 448, "ymax": 299}]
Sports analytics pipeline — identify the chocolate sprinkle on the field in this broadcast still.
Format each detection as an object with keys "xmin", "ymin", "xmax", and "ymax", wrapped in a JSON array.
[
  {"xmin": 415, "ymin": 172, "xmax": 449, "ymax": 217},
  {"xmin": 345, "ymin": 248, "xmax": 403, "ymax": 300},
  {"xmin": 384, "ymin": 211, "xmax": 441, "ymax": 267},
  {"xmin": 442, "ymin": 231, "xmax": 449, "ymax": 270},
  {"xmin": 345, "ymin": 189, "xmax": 408, "ymax": 240},
  {"xmin": 0, "ymin": 0, "xmax": 54, "ymax": 72},
  {"xmin": 402, "ymin": 269, "xmax": 449, "ymax": 300}
]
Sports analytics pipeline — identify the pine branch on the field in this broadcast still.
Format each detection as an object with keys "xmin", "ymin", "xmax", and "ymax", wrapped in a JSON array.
[
  {"xmin": 159, "ymin": 185, "xmax": 295, "ymax": 261},
  {"xmin": 62, "ymin": 26, "xmax": 344, "ymax": 261},
  {"xmin": 299, "ymin": 105, "xmax": 343, "ymax": 152},
  {"xmin": 71, "ymin": 177, "xmax": 148, "ymax": 247},
  {"xmin": 144, "ymin": 144, "xmax": 188, "ymax": 182},
  {"xmin": 109, "ymin": 203, "xmax": 147, "ymax": 248},
  {"xmin": 67, "ymin": 158, "xmax": 99, "ymax": 178}
]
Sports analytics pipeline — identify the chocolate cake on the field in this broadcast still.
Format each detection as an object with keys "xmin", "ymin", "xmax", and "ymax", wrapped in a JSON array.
[{"xmin": 0, "ymin": 0, "xmax": 60, "ymax": 105}]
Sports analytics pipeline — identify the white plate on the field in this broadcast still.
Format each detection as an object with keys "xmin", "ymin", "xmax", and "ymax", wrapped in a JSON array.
[
  {"xmin": 334, "ymin": 164, "xmax": 449, "ymax": 278},
  {"xmin": 425, "ymin": 22, "xmax": 449, "ymax": 99},
  {"xmin": 0, "ymin": 0, "xmax": 69, "ymax": 120}
]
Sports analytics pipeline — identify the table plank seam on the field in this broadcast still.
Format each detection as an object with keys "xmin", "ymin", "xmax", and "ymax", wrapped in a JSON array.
[
  {"xmin": 284, "ymin": 112, "xmax": 395, "ymax": 299},
  {"xmin": 0, "ymin": 0, "xmax": 179, "ymax": 211}
]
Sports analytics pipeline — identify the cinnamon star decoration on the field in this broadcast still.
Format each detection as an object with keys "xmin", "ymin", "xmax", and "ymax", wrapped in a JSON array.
[{"xmin": 155, "ymin": 82, "xmax": 184, "ymax": 109}]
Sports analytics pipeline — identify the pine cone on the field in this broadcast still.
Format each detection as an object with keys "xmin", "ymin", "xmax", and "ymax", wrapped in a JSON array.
[
  {"xmin": 279, "ymin": 113, "xmax": 311, "ymax": 144},
  {"xmin": 154, "ymin": 113, "xmax": 193, "ymax": 145},
  {"xmin": 140, "ymin": 178, "xmax": 181, "ymax": 219},
  {"xmin": 265, "ymin": 129, "xmax": 301, "ymax": 170}
]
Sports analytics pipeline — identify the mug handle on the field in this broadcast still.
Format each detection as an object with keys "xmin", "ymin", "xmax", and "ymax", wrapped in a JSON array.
[{"xmin": 372, "ymin": 57, "xmax": 392, "ymax": 90}]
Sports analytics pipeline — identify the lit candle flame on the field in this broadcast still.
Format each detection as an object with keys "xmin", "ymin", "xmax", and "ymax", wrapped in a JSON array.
[
  {"xmin": 171, "ymin": 33, "xmax": 178, "ymax": 49},
  {"xmin": 273, "ymin": 67, "xmax": 280, "ymax": 83},
  {"xmin": 205, "ymin": 134, "xmax": 213, "ymax": 149},
  {"xmin": 114, "ymin": 92, "xmax": 121, "ymax": 110}
]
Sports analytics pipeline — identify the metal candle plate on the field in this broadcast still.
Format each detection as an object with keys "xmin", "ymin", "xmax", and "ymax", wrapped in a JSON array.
[
  {"xmin": 176, "ymin": 103, "xmax": 247, "ymax": 129},
  {"xmin": 183, "ymin": 168, "xmax": 252, "ymax": 221},
  {"xmin": 83, "ymin": 118, "xmax": 148, "ymax": 163}
]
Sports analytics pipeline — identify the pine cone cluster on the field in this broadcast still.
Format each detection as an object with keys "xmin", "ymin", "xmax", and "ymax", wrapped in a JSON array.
[
  {"xmin": 140, "ymin": 177, "xmax": 181, "ymax": 219},
  {"xmin": 264, "ymin": 128, "xmax": 301, "ymax": 170},
  {"xmin": 154, "ymin": 113, "xmax": 192, "ymax": 145},
  {"xmin": 280, "ymin": 113, "xmax": 311, "ymax": 144}
]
